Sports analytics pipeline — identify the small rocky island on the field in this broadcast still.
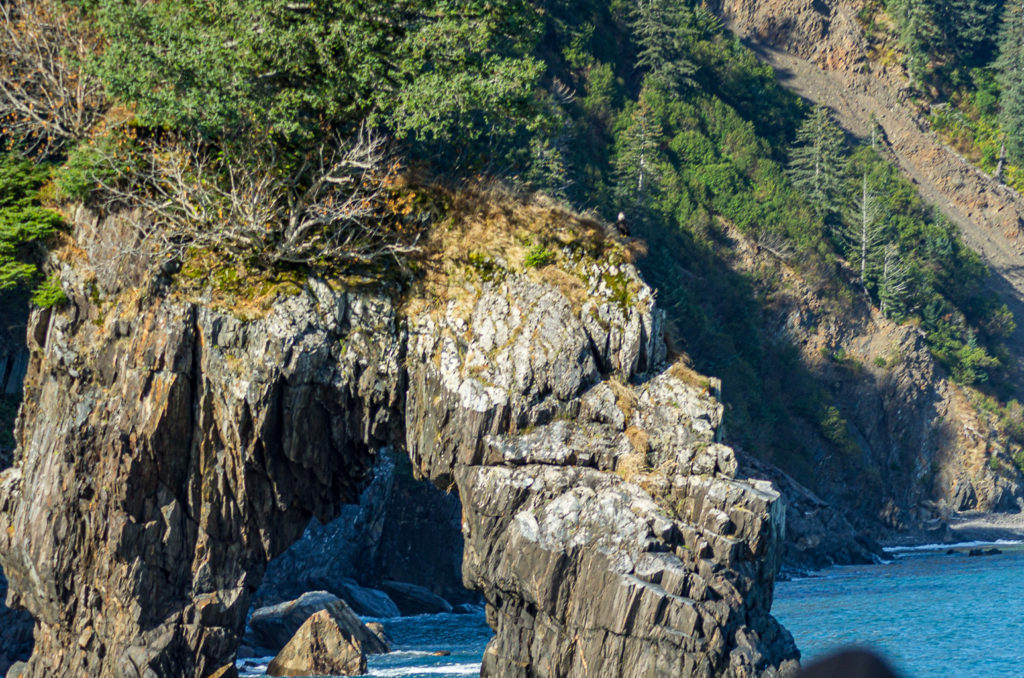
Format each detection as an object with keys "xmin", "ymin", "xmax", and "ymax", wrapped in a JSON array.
[{"xmin": 0, "ymin": 195, "xmax": 799, "ymax": 677}]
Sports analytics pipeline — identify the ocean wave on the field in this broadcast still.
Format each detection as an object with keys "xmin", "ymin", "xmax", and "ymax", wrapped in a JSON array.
[
  {"xmin": 369, "ymin": 662, "xmax": 482, "ymax": 676},
  {"xmin": 883, "ymin": 538, "xmax": 1024, "ymax": 553}
]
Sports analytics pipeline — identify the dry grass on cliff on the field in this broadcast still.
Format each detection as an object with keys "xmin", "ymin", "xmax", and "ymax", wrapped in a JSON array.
[
  {"xmin": 615, "ymin": 451, "xmax": 649, "ymax": 483},
  {"xmin": 607, "ymin": 377, "xmax": 637, "ymax": 422},
  {"xmin": 667, "ymin": 358, "xmax": 713, "ymax": 393},
  {"xmin": 403, "ymin": 182, "xmax": 644, "ymax": 318}
]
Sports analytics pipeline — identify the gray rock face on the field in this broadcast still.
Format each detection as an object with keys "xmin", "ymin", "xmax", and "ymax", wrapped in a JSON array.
[
  {"xmin": 0, "ymin": 269, "xmax": 405, "ymax": 677},
  {"xmin": 0, "ymin": 207, "xmax": 797, "ymax": 677}
]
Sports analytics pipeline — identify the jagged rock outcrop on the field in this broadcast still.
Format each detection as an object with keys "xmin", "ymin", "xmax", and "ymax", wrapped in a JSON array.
[
  {"xmin": 0, "ymin": 198, "xmax": 798, "ymax": 677},
  {"xmin": 246, "ymin": 592, "xmax": 388, "ymax": 654}
]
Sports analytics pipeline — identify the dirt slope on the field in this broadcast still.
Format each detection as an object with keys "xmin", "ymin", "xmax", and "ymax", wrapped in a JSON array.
[{"xmin": 715, "ymin": 0, "xmax": 1024, "ymax": 387}]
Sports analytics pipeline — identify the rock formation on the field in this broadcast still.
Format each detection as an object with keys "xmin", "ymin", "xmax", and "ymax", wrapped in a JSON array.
[
  {"xmin": 246, "ymin": 591, "xmax": 388, "ymax": 654},
  {"xmin": 265, "ymin": 610, "xmax": 366, "ymax": 677},
  {"xmin": 0, "ymin": 196, "xmax": 798, "ymax": 677},
  {"xmin": 254, "ymin": 447, "xmax": 470, "ymax": 612}
]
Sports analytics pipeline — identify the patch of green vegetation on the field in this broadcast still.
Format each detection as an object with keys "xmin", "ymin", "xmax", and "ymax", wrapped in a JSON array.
[
  {"xmin": 30, "ymin": 275, "xmax": 67, "ymax": 308},
  {"xmin": 523, "ymin": 244, "xmax": 555, "ymax": 269},
  {"xmin": 819, "ymin": 404, "xmax": 859, "ymax": 457},
  {"xmin": 468, "ymin": 251, "xmax": 505, "ymax": 281},
  {"xmin": 601, "ymin": 270, "xmax": 633, "ymax": 309},
  {"xmin": 0, "ymin": 155, "xmax": 64, "ymax": 298}
]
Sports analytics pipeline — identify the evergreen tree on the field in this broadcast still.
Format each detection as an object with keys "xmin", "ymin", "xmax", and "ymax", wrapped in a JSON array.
[
  {"xmin": 787, "ymin": 105, "xmax": 847, "ymax": 221},
  {"xmin": 997, "ymin": 1, "xmax": 1024, "ymax": 164},
  {"xmin": 613, "ymin": 94, "xmax": 663, "ymax": 215},
  {"xmin": 893, "ymin": 0, "xmax": 941, "ymax": 87},
  {"xmin": 940, "ymin": 0, "xmax": 1001, "ymax": 66},
  {"xmin": 631, "ymin": 0, "xmax": 699, "ymax": 92}
]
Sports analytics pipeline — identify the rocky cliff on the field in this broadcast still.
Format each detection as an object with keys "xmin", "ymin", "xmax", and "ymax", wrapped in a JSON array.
[
  {"xmin": 696, "ymin": 0, "xmax": 1024, "ymax": 548},
  {"xmin": 719, "ymin": 223, "xmax": 1024, "ymax": 556},
  {"xmin": 0, "ymin": 193, "xmax": 799, "ymax": 677}
]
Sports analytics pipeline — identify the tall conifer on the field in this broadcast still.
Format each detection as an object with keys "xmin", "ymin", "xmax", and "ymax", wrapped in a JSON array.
[
  {"xmin": 787, "ymin": 105, "xmax": 847, "ymax": 221},
  {"xmin": 997, "ymin": 1, "xmax": 1024, "ymax": 164}
]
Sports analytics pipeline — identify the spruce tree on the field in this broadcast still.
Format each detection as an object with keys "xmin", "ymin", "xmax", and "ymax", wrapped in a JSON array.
[
  {"xmin": 787, "ymin": 105, "xmax": 847, "ymax": 222},
  {"xmin": 893, "ymin": 0, "xmax": 941, "ymax": 87},
  {"xmin": 941, "ymin": 0, "xmax": 1001, "ymax": 66},
  {"xmin": 613, "ymin": 94, "xmax": 663, "ymax": 215},
  {"xmin": 997, "ymin": 1, "xmax": 1024, "ymax": 164},
  {"xmin": 631, "ymin": 0, "xmax": 699, "ymax": 92}
]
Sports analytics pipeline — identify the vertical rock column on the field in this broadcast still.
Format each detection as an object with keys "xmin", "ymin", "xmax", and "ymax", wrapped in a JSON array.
[{"xmin": 405, "ymin": 273, "xmax": 799, "ymax": 677}]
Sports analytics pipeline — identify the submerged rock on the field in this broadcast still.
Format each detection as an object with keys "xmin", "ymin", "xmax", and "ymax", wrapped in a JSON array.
[
  {"xmin": 379, "ymin": 580, "xmax": 453, "ymax": 616},
  {"xmin": 333, "ymin": 580, "xmax": 401, "ymax": 619},
  {"xmin": 248, "ymin": 592, "xmax": 388, "ymax": 654},
  {"xmin": 266, "ymin": 610, "xmax": 365, "ymax": 677},
  {"xmin": 364, "ymin": 622, "xmax": 392, "ymax": 648}
]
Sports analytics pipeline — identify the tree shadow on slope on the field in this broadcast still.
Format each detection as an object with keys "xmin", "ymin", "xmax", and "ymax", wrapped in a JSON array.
[{"xmin": 634, "ymin": 218, "xmax": 935, "ymax": 536}]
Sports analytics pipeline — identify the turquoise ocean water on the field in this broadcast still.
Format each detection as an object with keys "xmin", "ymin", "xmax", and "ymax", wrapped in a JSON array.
[
  {"xmin": 237, "ymin": 610, "xmax": 491, "ymax": 678},
  {"xmin": 240, "ymin": 543, "xmax": 1024, "ymax": 677},
  {"xmin": 772, "ymin": 541, "xmax": 1024, "ymax": 677}
]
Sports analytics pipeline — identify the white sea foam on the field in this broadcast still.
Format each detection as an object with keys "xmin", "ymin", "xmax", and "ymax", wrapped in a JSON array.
[
  {"xmin": 883, "ymin": 538, "xmax": 1024, "ymax": 553},
  {"xmin": 370, "ymin": 662, "xmax": 482, "ymax": 676}
]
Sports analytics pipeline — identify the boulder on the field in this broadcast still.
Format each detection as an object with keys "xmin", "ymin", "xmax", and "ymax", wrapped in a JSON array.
[
  {"xmin": 379, "ymin": 581, "xmax": 453, "ymax": 615},
  {"xmin": 267, "ymin": 610, "xmax": 365, "ymax": 677},
  {"xmin": 333, "ymin": 579, "xmax": 401, "ymax": 618},
  {"xmin": 248, "ymin": 591, "xmax": 388, "ymax": 654},
  {"xmin": 365, "ymin": 622, "xmax": 392, "ymax": 648}
]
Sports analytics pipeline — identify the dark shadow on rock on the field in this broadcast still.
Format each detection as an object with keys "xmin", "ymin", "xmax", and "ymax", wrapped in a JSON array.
[{"xmin": 254, "ymin": 448, "xmax": 476, "ymax": 616}]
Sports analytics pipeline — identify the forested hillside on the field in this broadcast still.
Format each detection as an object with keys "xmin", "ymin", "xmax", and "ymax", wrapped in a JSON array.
[
  {"xmin": 2, "ymin": 0, "xmax": 1023, "ymax": 539},
  {"xmin": 871, "ymin": 0, "xmax": 1024, "ymax": 189}
]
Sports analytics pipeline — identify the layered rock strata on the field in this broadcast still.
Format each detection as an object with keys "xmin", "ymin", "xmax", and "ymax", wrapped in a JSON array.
[{"xmin": 0, "ymin": 203, "xmax": 798, "ymax": 677}]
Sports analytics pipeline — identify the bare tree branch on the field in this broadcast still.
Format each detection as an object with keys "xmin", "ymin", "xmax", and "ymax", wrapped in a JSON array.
[
  {"xmin": 89, "ymin": 126, "xmax": 424, "ymax": 271},
  {"xmin": 0, "ymin": 0, "xmax": 106, "ymax": 154}
]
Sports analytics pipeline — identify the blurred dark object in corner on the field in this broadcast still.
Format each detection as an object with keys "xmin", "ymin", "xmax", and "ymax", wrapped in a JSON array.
[{"xmin": 797, "ymin": 650, "xmax": 901, "ymax": 678}]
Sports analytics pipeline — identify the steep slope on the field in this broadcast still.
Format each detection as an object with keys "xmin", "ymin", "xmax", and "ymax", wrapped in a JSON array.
[
  {"xmin": 713, "ymin": 0, "xmax": 1024, "ymax": 384},
  {"xmin": 721, "ymin": 224, "xmax": 1024, "ymax": 523},
  {"xmin": 0, "ymin": 194, "xmax": 799, "ymax": 678}
]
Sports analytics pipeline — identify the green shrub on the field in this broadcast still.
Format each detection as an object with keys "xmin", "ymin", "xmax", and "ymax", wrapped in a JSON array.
[
  {"xmin": 0, "ymin": 154, "xmax": 64, "ymax": 295},
  {"xmin": 524, "ymin": 244, "xmax": 555, "ymax": 268},
  {"xmin": 30, "ymin": 275, "xmax": 67, "ymax": 308}
]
